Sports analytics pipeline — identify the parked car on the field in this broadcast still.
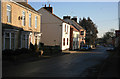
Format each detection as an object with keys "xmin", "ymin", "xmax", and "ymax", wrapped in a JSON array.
[
  {"xmin": 106, "ymin": 46, "xmax": 115, "ymax": 51},
  {"xmin": 80, "ymin": 45, "xmax": 89, "ymax": 50}
]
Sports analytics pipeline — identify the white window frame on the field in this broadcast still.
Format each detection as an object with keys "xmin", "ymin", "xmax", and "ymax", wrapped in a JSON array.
[
  {"xmin": 29, "ymin": 13, "xmax": 32, "ymax": 27},
  {"xmin": 7, "ymin": 4, "xmax": 11, "ymax": 23},
  {"xmin": 3, "ymin": 32, "xmax": 15, "ymax": 50},
  {"xmin": 22, "ymin": 11, "xmax": 25, "ymax": 26},
  {"xmin": 66, "ymin": 25, "xmax": 68, "ymax": 33},
  {"xmin": 21, "ymin": 33, "xmax": 29, "ymax": 49},
  {"xmin": 64, "ymin": 24, "xmax": 66, "ymax": 32},
  {"xmin": 35, "ymin": 16, "xmax": 37, "ymax": 28}
]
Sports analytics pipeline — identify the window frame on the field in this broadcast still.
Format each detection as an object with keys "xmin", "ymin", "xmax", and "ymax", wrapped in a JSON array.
[
  {"xmin": 65, "ymin": 24, "xmax": 66, "ymax": 32},
  {"xmin": 22, "ymin": 11, "xmax": 26, "ymax": 26},
  {"xmin": 67, "ymin": 38, "xmax": 68, "ymax": 45},
  {"xmin": 4, "ymin": 32, "xmax": 15, "ymax": 50},
  {"xmin": 63, "ymin": 38, "xmax": 65, "ymax": 46},
  {"xmin": 81, "ymin": 31, "xmax": 84, "ymax": 35},
  {"xmin": 29, "ymin": 13, "xmax": 32, "ymax": 27},
  {"xmin": 35, "ymin": 16, "xmax": 37, "ymax": 28},
  {"xmin": 7, "ymin": 4, "xmax": 11, "ymax": 23}
]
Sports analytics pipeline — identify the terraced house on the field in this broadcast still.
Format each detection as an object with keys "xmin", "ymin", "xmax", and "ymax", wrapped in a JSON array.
[
  {"xmin": 38, "ymin": 5, "xmax": 70, "ymax": 50},
  {"xmin": 1, "ymin": 0, "xmax": 42, "ymax": 50},
  {"xmin": 63, "ymin": 16, "xmax": 86, "ymax": 50}
]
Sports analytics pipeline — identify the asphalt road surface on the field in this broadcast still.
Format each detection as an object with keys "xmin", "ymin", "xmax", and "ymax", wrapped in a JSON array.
[{"xmin": 3, "ymin": 45, "xmax": 109, "ymax": 77}]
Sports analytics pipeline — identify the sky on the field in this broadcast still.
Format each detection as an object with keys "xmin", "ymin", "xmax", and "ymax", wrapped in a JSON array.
[{"xmin": 28, "ymin": 2, "xmax": 119, "ymax": 38}]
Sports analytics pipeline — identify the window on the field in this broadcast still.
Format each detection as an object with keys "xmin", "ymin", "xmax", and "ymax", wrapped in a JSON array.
[
  {"xmin": 4, "ymin": 32, "xmax": 15, "ymax": 50},
  {"xmin": 7, "ymin": 5, "xmax": 11, "ymax": 23},
  {"xmin": 66, "ymin": 25, "xmax": 68, "ymax": 33},
  {"xmin": 63, "ymin": 38, "xmax": 65, "ymax": 46},
  {"xmin": 35, "ymin": 16, "xmax": 37, "ymax": 28},
  {"xmin": 67, "ymin": 26, "xmax": 68, "ymax": 33},
  {"xmin": 29, "ymin": 13, "xmax": 32, "ymax": 27},
  {"xmin": 81, "ymin": 31, "xmax": 84, "ymax": 35},
  {"xmin": 21, "ymin": 34, "xmax": 29, "ymax": 48},
  {"xmin": 65, "ymin": 25, "xmax": 66, "ymax": 32},
  {"xmin": 22, "ymin": 11, "xmax": 25, "ymax": 26},
  {"xmin": 67, "ymin": 38, "xmax": 68, "ymax": 45},
  {"xmin": 77, "ymin": 34, "xmax": 79, "ymax": 38}
]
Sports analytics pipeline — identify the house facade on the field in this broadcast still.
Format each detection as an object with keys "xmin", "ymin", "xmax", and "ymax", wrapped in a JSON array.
[
  {"xmin": 70, "ymin": 25, "xmax": 80, "ymax": 50},
  {"xmin": 115, "ymin": 30, "xmax": 120, "ymax": 47},
  {"xmin": 1, "ymin": 0, "xmax": 42, "ymax": 50},
  {"xmin": 38, "ymin": 5, "xmax": 70, "ymax": 50},
  {"xmin": 63, "ymin": 16, "xmax": 86, "ymax": 50}
]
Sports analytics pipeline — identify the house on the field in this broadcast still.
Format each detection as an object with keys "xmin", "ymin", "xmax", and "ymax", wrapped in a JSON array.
[
  {"xmin": 115, "ymin": 30, "xmax": 120, "ymax": 48},
  {"xmin": 38, "ymin": 4, "xmax": 70, "ymax": 50},
  {"xmin": 1, "ymin": 0, "xmax": 42, "ymax": 50},
  {"xmin": 63, "ymin": 16, "xmax": 86, "ymax": 49},
  {"xmin": 0, "ymin": 0, "xmax": 1, "ymax": 76}
]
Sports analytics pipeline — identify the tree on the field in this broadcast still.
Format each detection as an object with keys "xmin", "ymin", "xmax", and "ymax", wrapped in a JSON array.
[
  {"xmin": 79, "ymin": 17, "xmax": 98, "ymax": 45},
  {"xmin": 102, "ymin": 29, "xmax": 115, "ymax": 44}
]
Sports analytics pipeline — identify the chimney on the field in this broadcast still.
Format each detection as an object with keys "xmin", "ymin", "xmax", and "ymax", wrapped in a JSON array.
[
  {"xmin": 25, "ymin": 0, "xmax": 28, "ymax": 4},
  {"xmin": 63, "ymin": 16, "xmax": 71, "ymax": 20},
  {"xmin": 71, "ymin": 16, "xmax": 77, "ymax": 23},
  {"xmin": 43, "ymin": 4, "xmax": 53, "ymax": 13},
  {"xmin": 45, "ymin": 4, "xmax": 46, "ymax": 7}
]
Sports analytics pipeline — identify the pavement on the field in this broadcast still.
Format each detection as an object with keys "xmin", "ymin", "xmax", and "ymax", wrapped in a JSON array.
[
  {"xmin": 97, "ymin": 50, "xmax": 120, "ymax": 79},
  {"xmin": 2, "ymin": 45, "xmax": 109, "ymax": 78}
]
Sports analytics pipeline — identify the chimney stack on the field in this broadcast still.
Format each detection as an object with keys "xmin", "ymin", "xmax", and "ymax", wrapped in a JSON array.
[
  {"xmin": 26, "ymin": 0, "xmax": 28, "ymax": 4},
  {"xmin": 63, "ymin": 16, "xmax": 71, "ymax": 20},
  {"xmin": 45, "ymin": 4, "xmax": 46, "ymax": 7},
  {"xmin": 71, "ymin": 16, "xmax": 77, "ymax": 23},
  {"xmin": 43, "ymin": 4, "xmax": 53, "ymax": 13}
]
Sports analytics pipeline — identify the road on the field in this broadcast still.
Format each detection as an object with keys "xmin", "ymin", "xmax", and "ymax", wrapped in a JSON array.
[{"xmin": 3, "ymin": 45, "xmax": 109, "ymax": 77}]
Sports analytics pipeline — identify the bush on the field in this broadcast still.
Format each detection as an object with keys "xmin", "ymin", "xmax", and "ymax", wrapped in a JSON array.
[
  {"xmin": 2, "ymin": 48, "xmax": 35, "ymax": 56},
  {"xmin": 2, "ymin": 49, "xmax": 15, "ymax": 56},
  {"xmin": 30, "ymin": 43, "xmax": 35, "ymax": 51},
  {"xmin": 39, "ymin": 43, "xmax": 44, "ymax": 50},
  {"xmin": 15, "ymin": 48, "xmax": 32, "ymax": 55}
]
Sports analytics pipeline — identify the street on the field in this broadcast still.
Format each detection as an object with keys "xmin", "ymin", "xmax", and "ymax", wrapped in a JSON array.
[{"xmin": 3, "ymin": 45, "xmax": 109, "ymax": 77}]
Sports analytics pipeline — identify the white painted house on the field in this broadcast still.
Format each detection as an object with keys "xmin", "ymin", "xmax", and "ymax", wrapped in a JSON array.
[
  {"xmin": 38, "ymin": 5, "xmax": 70, "ymax": 50},
  {"xmin": 73, "ymin": 31, "xmax": 80, "ymax": 50}
]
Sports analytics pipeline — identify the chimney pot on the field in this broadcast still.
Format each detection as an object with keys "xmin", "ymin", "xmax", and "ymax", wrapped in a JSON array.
[
  {"xmin": 45, "ymin": 4, "xmax": 46, "ymax": 7},
  {"xmin": 71, "ymin": 16, "xmax": 77, "ymax": 23}
]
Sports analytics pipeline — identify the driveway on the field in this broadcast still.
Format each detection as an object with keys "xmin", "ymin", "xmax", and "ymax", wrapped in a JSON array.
[{"xmin": 3, "ymin": 45, "xmax": 109, "ymax": 77}]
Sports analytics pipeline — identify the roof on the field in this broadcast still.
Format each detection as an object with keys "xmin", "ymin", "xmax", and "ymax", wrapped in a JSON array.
[
  {"xmin": 38, "ymin": 8, "xmax": 70, "ymax": 24},
  {"xmin": 17, "ymin": 2, "xmax": 37, "ymax": 12},
  {"xmin": 64, "ymin": 19, "xmax": 85, "ymax": 31},
  {"xmin": 11, "ymin": 0, "xmax": 40, "ymax": 14}
]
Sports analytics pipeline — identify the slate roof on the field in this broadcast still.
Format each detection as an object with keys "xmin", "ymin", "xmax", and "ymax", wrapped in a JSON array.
[
  {"xmin": 64, "ymin": 19, "xmax": 85, "ymax": 31},
  {"xmin": 38, "ymin": 8, "xmax": 70, "ymax": 24}
]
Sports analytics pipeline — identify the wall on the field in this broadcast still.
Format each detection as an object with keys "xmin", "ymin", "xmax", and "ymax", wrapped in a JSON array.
[
  {"xmin": 0, "ymin": 0, "xmax": 2, "ymax": 78},
  {"xmin": 38, "ymin": 8, "xmax": 62, "ymax": 48},
  {"xmin": 1, "ymin": 1, "xmax": 41, "ymax": 49},
  {"xmin": 73, "ymin": 31, "xmax": 79, "ymax": 50},
  {"xmin": 1, "ymin": 1, "xmax": 41, "ymax": 33},
  {"xmin": 79, "ymin": 29, "xmax": 86, "ymax": 47},
  {"xmin": 61, "ymin": 23, "xmax": 70, "ymax": 50}
]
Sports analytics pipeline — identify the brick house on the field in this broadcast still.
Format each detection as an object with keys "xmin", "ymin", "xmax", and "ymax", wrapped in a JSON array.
[
  {"xmin": 63, "ymin": 16, "xmax": 86, "ymax": 49},
  {"xmin": 38, "ymin": 5, "xmax": 70, "ymax": 50},
  {"xmin": 1, "ymin": 0, "xmax": 42, "ymax": 50}
]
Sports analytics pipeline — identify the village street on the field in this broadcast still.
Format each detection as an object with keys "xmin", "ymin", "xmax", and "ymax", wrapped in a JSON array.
[{"xmin": 3, "ymin": 45, "xmax": 109, "ymax": 77}]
